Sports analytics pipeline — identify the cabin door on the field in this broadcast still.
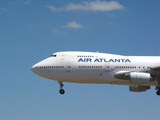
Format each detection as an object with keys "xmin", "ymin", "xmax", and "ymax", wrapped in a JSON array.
[
  {"xmin": 66, "ymin": 63, "xmax": 71, "ymax": 72},
  {"xmin": 105, "ymin": 63, "xmax": 110, "ymax": 72}
]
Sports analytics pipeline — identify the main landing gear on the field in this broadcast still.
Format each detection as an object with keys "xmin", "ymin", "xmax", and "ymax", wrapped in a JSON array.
[
  {"xmin": 156, "ymin": 89, "xmax": 160, "ymax": 96},
  {"xmin": 58, "ymin": 81, "xmax": 65, "ymax": 95},
  {"xmin": 156, "ymin": 86, "xmax": 160, "ymax": 96},
  {"xmin": 156, "ymin": 77, "xmax": 160, "ymax": 96}
]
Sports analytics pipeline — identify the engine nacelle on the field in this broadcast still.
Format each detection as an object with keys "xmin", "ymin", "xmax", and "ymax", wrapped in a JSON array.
[
  {"xmin": 130, "ymin": 72, "xmax": 152, "ymax": 84},
  {"xmin": 129, "ymin": 85, "xmax": 150, "ymax": 92}
]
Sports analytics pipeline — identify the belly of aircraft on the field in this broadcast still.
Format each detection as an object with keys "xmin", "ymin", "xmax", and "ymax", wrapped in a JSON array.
[{"xmin": 45, "ymin": 69, "xmax": 157, "ymax": 86}]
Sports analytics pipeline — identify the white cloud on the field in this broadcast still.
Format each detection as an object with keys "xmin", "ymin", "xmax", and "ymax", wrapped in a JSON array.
[
  {"xmin": 18, "ymin": 0, "xmax": 30, "ymax": 4},
  {"xmin": 63, "ymin": 21, "xmax": 83, "ymax": 29},
  {"xmin": 108, "ymin": 22, "xmax": 113, "ymax": 25},
  {"xmin": 46, "ymin": 5, "xmax": 57, "ymax": 11},
  {"xmin": 1, "ymin": 7, "xmax": 8, "ymax": 11},
  {"xmin": 22, "ymin": 1, "xmax": 30, "ymax": 4},
  {"xmin": 53, "ymin": 29, "xmax": 66, "ymax": 34},
  {"xmin": 46, "ymin": 0, "xmax": 125, "ymax": 12},
  {"xmin": 53, "ymin": 29, "xmax": 59, "ymax": 33}
]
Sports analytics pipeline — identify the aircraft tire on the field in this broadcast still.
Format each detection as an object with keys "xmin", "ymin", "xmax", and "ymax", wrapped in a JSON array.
[
  {"xmin": 59, "ymin": 89, "xmax": 65, "ymax": 94},
  {"xmin": 156, "ymin": 90, "xmax": 160, "ymax": 96}
]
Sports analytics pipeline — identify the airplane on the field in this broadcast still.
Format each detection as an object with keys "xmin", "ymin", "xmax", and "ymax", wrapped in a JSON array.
[{"xmin": 31, "ymin": 51, "xmax": 160, "ymax": 95}]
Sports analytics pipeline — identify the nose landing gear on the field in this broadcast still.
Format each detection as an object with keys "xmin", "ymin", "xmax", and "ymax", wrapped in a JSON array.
[{"xmin": 58, "ymin": 81, "xmax": 65, "ymax": 95}]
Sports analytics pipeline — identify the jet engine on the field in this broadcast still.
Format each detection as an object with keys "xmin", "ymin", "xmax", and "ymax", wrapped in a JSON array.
[
  {"xmin": 130, "ymin": 72, "xmax": 152, "ymax": 84},
  {"xmin": 129, "ymin": 85, "xmax": 150, "ymax": 92}
]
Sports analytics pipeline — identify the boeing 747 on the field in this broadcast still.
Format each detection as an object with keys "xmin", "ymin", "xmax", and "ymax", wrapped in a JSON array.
[{"xmin": 31, "ymin": 51, "xmax": 160, "ymax": 95}]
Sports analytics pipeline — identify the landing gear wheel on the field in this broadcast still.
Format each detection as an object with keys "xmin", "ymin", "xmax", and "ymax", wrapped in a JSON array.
[
  {"xmin": 156, "ymin": 90, "xmax": 160, "ymax": 96},
  {"xmin": 59, "ymin": 89, "xmax": 65, "ymax": 94},
  {"xmin": 58, "ymin": 81, "xmax": 65, "ymax": 95}
]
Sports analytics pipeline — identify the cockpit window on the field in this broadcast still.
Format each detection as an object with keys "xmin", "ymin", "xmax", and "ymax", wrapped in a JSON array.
[{"xmin": 50, "ymin": 54, "xmax": 57, "ymax": 57}]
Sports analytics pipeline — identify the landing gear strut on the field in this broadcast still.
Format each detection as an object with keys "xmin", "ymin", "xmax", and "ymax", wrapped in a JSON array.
[
  {"xmin": 156, "ymin": 77, "xmax": 160, "ymax": 96},
  {"xmin": 58, "ymin": 81, "xmax": 65, "ymax": 95}
]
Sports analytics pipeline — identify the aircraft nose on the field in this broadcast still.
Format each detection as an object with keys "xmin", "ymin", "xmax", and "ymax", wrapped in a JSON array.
[
  {"xmin": 31, "ymin": 65, "xmax": 37, "ymax": 73},
  {"xmin": 31, "ymin": 57, "xmax": 52, "ymax": 76}
]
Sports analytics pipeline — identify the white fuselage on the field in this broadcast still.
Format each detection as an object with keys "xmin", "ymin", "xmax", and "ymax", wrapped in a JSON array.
[{"xmin": 31, "ymin": 51, "xmax": 160, "ymax": 86}]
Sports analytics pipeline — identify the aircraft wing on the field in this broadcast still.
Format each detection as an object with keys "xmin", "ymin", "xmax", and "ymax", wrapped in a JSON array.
[
  {"xmin": 151, "ymin": 66, "xmax": 160, "ymax": 71},
  {"xmin": 114, "ymin": 67, "xmax": 160, "ymax": 92},
  {"xmin": 114, "ymin": 66, "xmax": 160, "ymax": 80}
]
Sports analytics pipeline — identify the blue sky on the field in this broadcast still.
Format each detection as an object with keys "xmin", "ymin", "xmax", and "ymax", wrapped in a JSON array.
[{"xmin": 1, "ymin": 0, "xmax": 160, "ymax": 120}]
